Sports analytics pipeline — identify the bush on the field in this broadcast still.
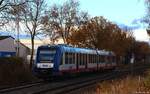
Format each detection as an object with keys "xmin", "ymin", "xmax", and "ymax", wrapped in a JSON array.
[
  {"xmin": 143, "ymin": 70, "xmax": 150, "ymax": 88},
  {"xmin": 0, "ymin": 57, "xmax": 36, "ymax": 86}
]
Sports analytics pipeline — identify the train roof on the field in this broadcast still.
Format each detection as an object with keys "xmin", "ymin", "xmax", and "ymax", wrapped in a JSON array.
[{"xmin": 38, "ymin": 44, "xmax": 115, "ymax": 56}]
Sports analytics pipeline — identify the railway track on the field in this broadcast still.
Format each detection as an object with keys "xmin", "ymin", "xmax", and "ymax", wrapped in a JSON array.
[
  {"xmin": 0, "ymin": 80, "xmax": 45, "ymax": 94},
  {"xmin": 0, "ymin": 65, "xmax": 149, "ymax": 94},
  {"xmin": 32, "ymin": 71, "xmax": 119, "ymax": 94}
]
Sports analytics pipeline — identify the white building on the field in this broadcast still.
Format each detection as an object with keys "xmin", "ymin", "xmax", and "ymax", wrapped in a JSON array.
[{"xmin": 0, "ymin": 36, "xmax": 30, "ymax": 59}]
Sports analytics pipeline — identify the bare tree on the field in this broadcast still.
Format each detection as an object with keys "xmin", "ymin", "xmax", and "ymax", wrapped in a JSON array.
[
  {"xmin": 17, "ymin": 0, "xmax": 46, "ymax": 68},
  {"xmin": 42, "ymin": 0, "xmax": 89, "ymax": 44},
  {"xmin": 0, "ymin": 0, "xmax": 26, "ymax": 28}
]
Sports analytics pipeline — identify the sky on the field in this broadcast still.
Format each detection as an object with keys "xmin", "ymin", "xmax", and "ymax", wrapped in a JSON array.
[
  {"xmin": 80, "ymin": 0, "xmax": 145, "ymax": 25},
  {"xmin": 51, "ymin": 0, "xmax": 146, "ymax": 26},
  {"xmin": 0, "ymin": 0, "xmax": 149, "ymax": 47},
  {"xmin": 50, "ymin": 0, "xmax": 149, "ymax": 42}
]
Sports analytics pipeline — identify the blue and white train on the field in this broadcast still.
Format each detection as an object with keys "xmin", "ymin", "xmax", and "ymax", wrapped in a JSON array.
[{"xmin": 33, "ymin": 44, "xmax": 116, "ymax": 78}]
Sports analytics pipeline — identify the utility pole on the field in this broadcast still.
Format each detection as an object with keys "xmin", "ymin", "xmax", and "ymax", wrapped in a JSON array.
[{"xmin": 16, "ymin": 15, "xmax": 20, "ymax": 57}]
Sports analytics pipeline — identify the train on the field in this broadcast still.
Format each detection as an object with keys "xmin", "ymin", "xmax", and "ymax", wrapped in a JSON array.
[{"xmin": 33, "ymin": 44, "xmax": 117, "ymax": 78}]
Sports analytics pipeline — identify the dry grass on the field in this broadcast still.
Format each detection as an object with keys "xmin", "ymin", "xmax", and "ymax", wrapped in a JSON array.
[
  {"xmin": 94, "ymin": 76, "xmax": 150, "ymax": 94},
  {"xmin": 96, "ymin": 76, "xmax": 141, "ymax": 94},
  {"xmin": 79, "ymin": 75, "xmax": 150, "ymax": 94}
]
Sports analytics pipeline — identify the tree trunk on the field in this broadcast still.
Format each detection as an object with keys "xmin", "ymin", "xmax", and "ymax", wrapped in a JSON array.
[{"xmin": 30, "ymin": 37, "xmax": 34, "ymax": 69}]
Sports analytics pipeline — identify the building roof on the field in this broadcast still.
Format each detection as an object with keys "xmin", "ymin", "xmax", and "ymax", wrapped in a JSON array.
[
  {"xmin": 0, "ymin": 35, "xmax": 30, "ymax": 50},
  {"xmin": 0, "ymin": 36, "xmax": 14, "ymax": 40}
]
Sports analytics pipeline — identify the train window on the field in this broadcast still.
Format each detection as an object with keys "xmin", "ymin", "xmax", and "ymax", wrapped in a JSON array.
[
  {"xmin": 69, "ymin": 53, "xmax": 74, "ymax": 64},
  {"xmin": 78, "ymin": 53, "xmax": 81, "ymax": 65},
  {"xmin": 39, "ymin": 49, "xmax": 56, "ymax": 62},
  {"xmin": 93, "ymin": 54, "xmax": 94, "ymax": 63},
  {"xmin": 81, "ymin": 54, "xmax": 83, "ymax": 65},
  {"xmin": 72, "ymin": 53, "xmax": 75, "ymax": 64},
  {"xmin": 96, "ymin": 55, "xmax": 98, "ymax": 63},
  {"xmin": 90, "ymin": 54, "xmax": 92, "ymax": 63},
  {"xmin": 107, "ymin": 56, "xmax": 110, "ymax": 63},
  {"xmin": 69, "ymin": 53, "xmax": 71, "ymax": 64},
  {"xmin": 78, "ymin": 53, "xmax": 79, "ymax": 65},
  {"xmin": 78, "ymin": 53, "xmax": 80, "ymax": 65},
  {"xmin": 109, "ymin": 56, "xmax": 112, "ymax": 63},
  {"xmin": 80, "ymin": 53, "xmax": 85, "ymax": 65},
  {"xmin": 81, "ymin": 54, "xmax": 84, "ymax": 65},
  {"xmin": 80, "ymin": 53, "xmax": 82, "ymax": 65},
  {"xmin": 60, "ymin": 56, "xmax": 63, "ymax": 65},
  {"xmin": 95, "ymin": 54, "xmax": 97, "ymax": 63},
  {"xmin": 112, "ymin": 56, "xmax": 115, "ymax": 62},
  {"xmin": 84, "ymin": 54, "xmax": 86, "ymax": 65},
  {"xmin": 77, "ymin": 53, "xmax": 79, "ymax": 65},
  {"xmin": 93, "ymin": 55, "xmax": 95, "ymax": 63},
  {"xmin": 98, "ymin": 55, "xmax": 100, "ymax": 63},
  {"xmin": 86, "ymin": 54, "xmax": 88, "ymax": 64},
  {"xmin": 92, "ymin": 54, "xmax": 94, "ymax": 63},
  {"xmin": 65, "ymin": 52, "xmax": 68, "ymax": 64},
  {"xmin": 105, "ymin": 56, "xmax": 108, "ymax": 63},
  {"xmin": 94, "ymin": 54, "xmax": 96, "ymax": 63},
  {"xmin": 100, "ymin": 55, "xmax": 105, "ymax": 63},
  {"xmin": 99, "ymin": 55, "xmax": 101, "ymax": 62},
  {"xmin": 91, "ymin": 55, "xmax": 94, "ymax": 63},
  {"xmin": 83, "ymin": 54, "xmax": 85, "ymax": 65},
  {"xmin": 65, "ymin": 52, "xmax": 72, "ymax": 64}
]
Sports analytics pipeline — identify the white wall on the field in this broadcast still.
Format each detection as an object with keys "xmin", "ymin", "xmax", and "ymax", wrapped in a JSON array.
[
  {"xmin": 0, "ymin": 37, "xmax": 30, "ymax": 59},
  {"xmin": 0, "ymin": 37, "xmax": 16, "ymax": 52}
]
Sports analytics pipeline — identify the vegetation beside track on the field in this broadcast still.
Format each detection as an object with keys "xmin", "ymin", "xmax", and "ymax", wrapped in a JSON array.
[
  {"xmin": 80, "ymin": 70, "xmax": 150, "ymax": 94},
  {"xmin": 95, "ymin": 76, "xmax": 149, "ymax": 94},
  {"xmin": 0, "ymin": 57, "xmax": 37, "ymax": 88}
]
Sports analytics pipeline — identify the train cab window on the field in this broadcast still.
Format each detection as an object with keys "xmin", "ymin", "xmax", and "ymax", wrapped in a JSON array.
[{"xmin": 39, "ymin": 49, "xmax": 56, "ymax": 62}]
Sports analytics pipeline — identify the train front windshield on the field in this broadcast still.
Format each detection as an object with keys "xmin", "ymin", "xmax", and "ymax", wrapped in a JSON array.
[
  {"xmin": 36, "ymin": 48, "xmax": 56, "ymax": 69},
  {"xmin": 38, "ymin": 49, "xmax": 56, "ymax": 63}
]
